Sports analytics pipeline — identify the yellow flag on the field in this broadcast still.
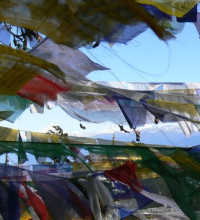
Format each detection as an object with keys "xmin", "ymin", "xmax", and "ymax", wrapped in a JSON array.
[
  {"xmin": 136, "ymin": 0, "xmax": 199, "ymax": 17},
  {"xmin": 0, "ymin": 45, "xmax": 64, "ymax": 94}
]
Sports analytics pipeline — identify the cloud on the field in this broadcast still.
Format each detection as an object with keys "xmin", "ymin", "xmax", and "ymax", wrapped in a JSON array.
[{"xmin": 68, "ymin": 124, "xmax": 120, "ymax": 137}]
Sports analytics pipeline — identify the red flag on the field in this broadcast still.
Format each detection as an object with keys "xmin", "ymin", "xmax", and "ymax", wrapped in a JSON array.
[
  {"xmin": 105, "ymin": 161, "xmax": 142, "ymax": 192},
  {"xmin": 24, "ymin": 184, "xmax": 50, "ymax": 220},
  {"xmin": 18, "ymin": 73, "xmax": 71, "ymax": 106}
]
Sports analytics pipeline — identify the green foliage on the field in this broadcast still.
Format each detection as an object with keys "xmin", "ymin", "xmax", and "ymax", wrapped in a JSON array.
[
  {"xmin": 2, "ymin": 22, "xmax": 42, "ymax": 51},
  {"xmin": 47, "ymin": 125, "xmax": 68, "ymax": 136}
]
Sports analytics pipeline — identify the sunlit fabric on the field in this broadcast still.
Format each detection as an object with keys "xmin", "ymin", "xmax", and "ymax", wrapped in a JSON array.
[
  {"xmin": 0, "ymin": 0, "xmax": 171, "ymax": 48},
  {"xmin": 3, "ymin": 67, "xmax": 200, "ymax": 137},
  {"xmin": 194, "ymin": 12, "xmax": 200, "ymax": 36},
  {"xmin": 140, "ymin": 99, "xmax": 197, "ymax": 136},
  {"xmin": 0, "ymin": 45, "xmax": 64, "ymax": 95},
  {"xmin": 0, "ymin": 164, "xmax": 93, "ymax": 220},
  {"xmin": 56, "ymin": 91, "xmax": 127, "ymax": 124},
  {"xmin": 160, "ymin": 20, "xmax": 185, "ymax": 35},
  {"xmin": 19, "ymin": 185, "xmax": 41, "ymax": 220},
  {"xmin": 114, "ymin": 95, "xmax": 150, "ymax": 129},
  {"xmin": 87, "ymin": 176, "xmax": 120, "ymax": 220},
  {"xmin": 22, "ymin": 131, "xmax": 70, "ymax": 161},
  {"xmin": 133, "ymin": 147, "xmax": 200, "ymax": 219},
  {"xmin": 19, "ymin": 37, "xmax": 109, "ymax": 106},
  {"xmin": 0, "ymin": 1, "xmax": 199, "ymax": 219},
  {"xmin": 103, "ymin": 23, "xmax": 148, "ymax": 44},
  {"xmin": 145, "ymin": 99, "xmax": 200, "ymax": 123},
  {"xmin": 30, "ymin": 38, "xmax": 108, "ymax": 79},
  {"xmin": 33, "ymin": 162, "xmax": 72, "ymax": 174},
  {"xmin": 0, "ymin": 128, "xmax": 200, "ymax": 218},
  {"xmin": 23, "ymin": 184, "xmax": 50, "ymax": 220},
  {"xmin": 0, "ymin": 95, "xmax": 31, "ymax": 122},
  {"xmin": 69, "ymin": 146, "xmax": 86, "ymax": 163},
  {"xmin": 28, "ymin": 171, "xmax": 92, "ymax": 220},
  {"xmin": 105, "ymin": 161, "xmax": 142, "ymax": 192},
  {"xmin": 141, "ymin": 4, "xmax": 171, "ymax": 19},
  {"xmin": 177, "ymin": 4, "xmax": 197, "ymax": 22},
  {"xmin": 2, "ymin": 81, "xmax": 200, "ymax": 137},
  {"xmin": 33, "ymin": 164, "xmax": 63, "ymax": 174},
  {"xmin": 111, "ymin": 182, "xmax": 152, "ymax": 218},
  {"xmin": 104, "ymin": 164, "xmax": 183, "ymax": 216},
  {"xmin": 17, "ymin": 74, "xmax": 71, "ymax": 106},
  {"xmin": 136, "ymin": 0, "xmax": 199, "ymax": 17},
  {"xmin": 54, "ymin": 82, "xmax": 200, "ymax": 136},
  {"xmin": 0, "ymin": 126, "xmax": 19, "ymax": 141}
]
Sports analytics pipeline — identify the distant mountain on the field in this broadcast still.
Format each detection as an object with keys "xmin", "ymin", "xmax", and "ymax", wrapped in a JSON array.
[{"xmin": 94, "ymin": 124, "xmax": 200, "ymax": 147}]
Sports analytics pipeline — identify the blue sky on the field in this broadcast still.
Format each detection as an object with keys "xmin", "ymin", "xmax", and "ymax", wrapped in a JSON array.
[
  {"xmin": 85, "ymin": 22, "xmax": 200, "ymax": 83},
  {"xmin": 0, "ymin": 22, "xmax": 200, "ymax": 137}
]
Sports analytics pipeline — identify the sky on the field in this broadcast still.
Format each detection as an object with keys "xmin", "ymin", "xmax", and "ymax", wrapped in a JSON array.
[
  {"xmin": 85, "ymin": 22, "xmax": 200, "ymax": 83},
  {"xmin": 0, "ymin": 22, "xmax": 200, "ymax": 141}
]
